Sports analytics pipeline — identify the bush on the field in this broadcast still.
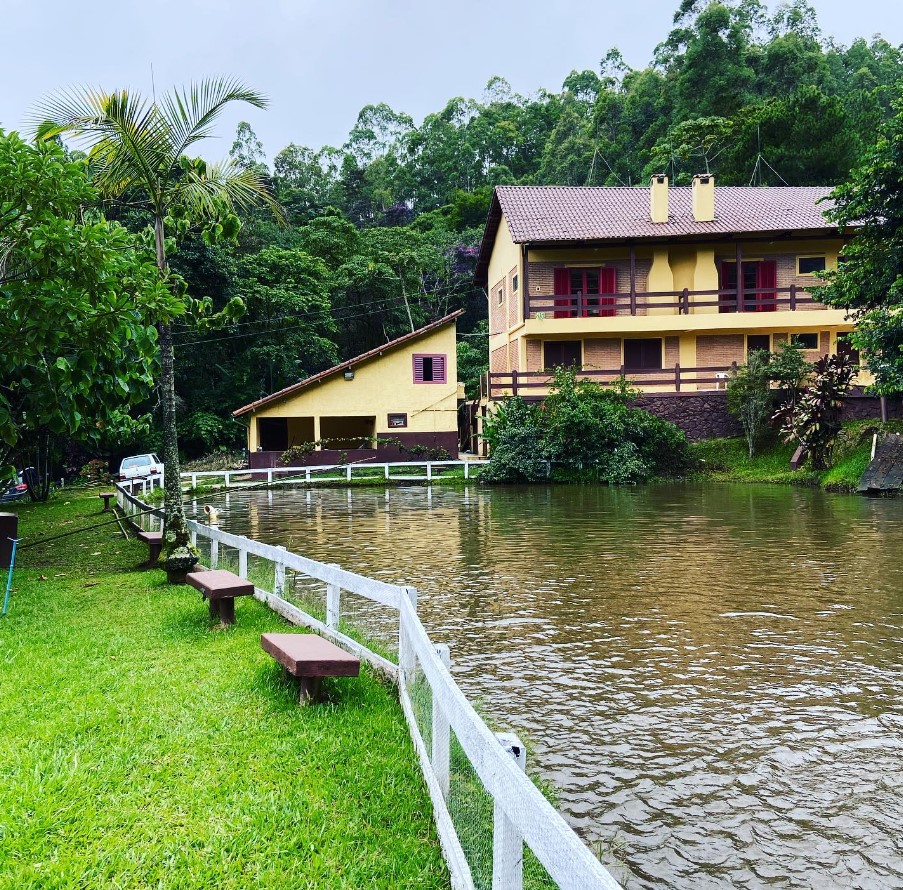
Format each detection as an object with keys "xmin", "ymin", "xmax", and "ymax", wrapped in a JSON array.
[{"xmin": 481, "ymin": 370, "xmax": 690, "ymax": 484}]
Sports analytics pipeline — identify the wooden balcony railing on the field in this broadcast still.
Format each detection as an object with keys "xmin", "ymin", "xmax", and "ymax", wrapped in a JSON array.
[
  {"xmin": 527, "ymin": 285, "xmax": 819, "ymax": 318},
  {"xmin": 486, "ymin": 365, "xmax": 739, "ymax": 398}
]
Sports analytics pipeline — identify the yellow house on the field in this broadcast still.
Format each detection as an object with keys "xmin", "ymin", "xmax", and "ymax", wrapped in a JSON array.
[
  {"xmin": 233, "ymin": 311, "xmax": 463, "ymax": 468},
  {"xmin": 475, "ymin": 178, "xmax": 861, "ymax": 415}
]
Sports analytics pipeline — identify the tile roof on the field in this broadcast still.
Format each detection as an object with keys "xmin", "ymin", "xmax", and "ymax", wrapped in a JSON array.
[
  {"xmin": 233, "ymin": 310, "xmax": 463, "ymax": 416},
  {"xmin": 476, "ymin": 184, "xmax": 842, "ymax": 284}
]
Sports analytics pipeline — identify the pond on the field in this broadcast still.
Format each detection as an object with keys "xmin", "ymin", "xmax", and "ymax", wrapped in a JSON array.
[{"xmin": 207, "ymin": 483, "xmax": 903, "ymax": 889}]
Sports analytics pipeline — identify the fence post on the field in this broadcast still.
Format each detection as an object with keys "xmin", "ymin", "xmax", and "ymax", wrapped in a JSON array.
[
  {"xmin": 790, "ymin": 283, "xmax": 797, "ymax": 311},
  {"xmin": 464, "ymin": 461, "xmax": 470, "ymax": 480},
  {"xmin": 511, "ymin": 368, "xmax": 519, "ymax": 397},
  {"xmin": 432, "ymin": 643, "xmax": 451, "ymax": 797},
  {"xmin": 675, "ymin": 362, "xmax": 681, "ymax": 392},
  {"xmin": 238, "ymin": 547, "xmax": 248, "ymax": 580},
  {"xmin": 224, "ymin": 472, "xmax": 230, "ymax": 488},
  {"xmin": 306, "ymin": 468, "xmax": 311, "ymax": 482},
  {"xmin": 210, "ymin": 539, "xmax": 219, "ymax": 569},
  {"xmin": 399, "ymin": 586, "xmax": 418, "ymax": 682},
  {"xmin": 384, "ymin": 464, "xmax": 390, "ymax": 480},
  {"xmin": 191, "ymin": 473, "xmax": 197, "ymax": 489},
  {"xmin": 190, "ymin": 527, "xmax": 197, "ymax": 548},
  {"xmin": 266, "ymin": 469, "xmax": 273, "ymax": 485},
  {"xmin": 326, "ymin": 569, "xmax": 341, "ymax": 630},
  {"xmin": 493, "ymin": 732, "xmax": 526, "ymax": 890},
  {"xmin": 346, "ymin": 464, "xmax": 352, "ymax": 482},
  {"xmin": 426, "ymin": 462, "xmax": 432, "ymax": 481},
  {"xmin": 274, "ymin": 545, "xmax": 286, "ymax": 596}
]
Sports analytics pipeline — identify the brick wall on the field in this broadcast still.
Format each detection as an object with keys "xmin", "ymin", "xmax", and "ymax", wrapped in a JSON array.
[
  {"xmin": 696, "ymin": 334, "xmax": 745, "ymax": 367},
  {"xmin": 583, "ymin": 338, "xmax": 622, "ymax": 369},
  {"xmin": 508, "ymin": 341, "xmax": 519, "ymax": 372},
  {"xmin": 526, "ymin": 340, "xmax": 542, "ymax": 372},
  {"xmin": 489, "ymin": 277, "xmax": 506, "ymax": 335},
  {"xmin": 526, "ymin": 260, "xmax": 651, "ymax": 318},
  {"xmin": 665, "ymin": 336, "xmax": 680, "ymax": 367},
  {"xmin": 490, "ymin": 345, "xmax": 508, "ymax": 372},
  {"xmin": 508, "ymin": 267, "xmax": 520, "ymax": 329}
]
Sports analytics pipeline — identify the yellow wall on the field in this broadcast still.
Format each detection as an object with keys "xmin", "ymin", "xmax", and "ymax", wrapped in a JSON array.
[{"xmin": 246, "ymin": 323, "xmax": 458, "ymax": 450}]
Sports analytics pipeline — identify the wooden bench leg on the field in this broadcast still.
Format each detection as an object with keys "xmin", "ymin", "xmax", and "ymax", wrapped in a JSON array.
[
  {"xmin": 213, "ymin": 597, "xmax": 235, "ymax": 625},
  {"xmin": 148, "ymin": 542, "xmax": 162, "ymax": 563},
  {"xmin": 299, "ymin": 676, "xmax": 323, "ymax": 704}
]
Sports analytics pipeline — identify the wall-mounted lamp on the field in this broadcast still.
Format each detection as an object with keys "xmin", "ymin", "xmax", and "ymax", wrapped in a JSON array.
[{"xmin": 343, "ymin": 368, "xmax": 355, "ymax": 381}]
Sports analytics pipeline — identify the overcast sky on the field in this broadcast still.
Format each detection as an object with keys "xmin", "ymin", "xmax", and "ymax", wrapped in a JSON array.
[{"xmin": 1, "ymin": 0, "xmax": 900, "ymax": 161}]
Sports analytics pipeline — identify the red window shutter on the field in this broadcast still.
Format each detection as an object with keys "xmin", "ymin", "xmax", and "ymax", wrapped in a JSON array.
[
  {"xmin": 553, "ymin": 268, "xmax": 570, "ymax": 318},
  {"xmin": 433, "ymin": 355, "xmax": 446, "ymax": 383},
  {"xmin": 757, "ymin": 260, "xmax": 777, "ymax": 312},
  {"xmin": 599, "ymin": 267, "xmax": 616, "ymax": 317},
  {"xmin": 413, "ymin": 355, "xmax": 424, "ymax": 382}
]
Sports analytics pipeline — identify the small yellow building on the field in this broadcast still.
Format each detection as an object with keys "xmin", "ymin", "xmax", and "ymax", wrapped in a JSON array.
[{"xmin": 234, "ymin": 311, "xmax": 463, "ymax": 468}]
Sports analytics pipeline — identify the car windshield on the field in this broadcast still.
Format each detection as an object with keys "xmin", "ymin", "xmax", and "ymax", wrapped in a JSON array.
[{"xmin": 121, "ymin": 456, "xmax": 152, "ymax": 469}]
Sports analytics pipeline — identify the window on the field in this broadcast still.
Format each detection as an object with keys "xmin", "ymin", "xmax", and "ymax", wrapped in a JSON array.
[
  {"xmin": 798, "ymin": 256, "xmax": 826, "ymax": 275},
  {"xmin": 624, "ymin": 338, "xmax": 662, "ymax": 370},
  {"xmin": 792, "ymin": 333, "xmax": 819, "ymax": 350},
  {"xmin": 512, "ymin": 273, "xmax": 519, "ymax": 293},
  {"xmin": 543, "ymin": 340, "xmax": 581, "ymax": 370},
  {"xmin": 413, "ymin": 353, "xmax": 447, "ymax": 384},
  {"xmin": 497, "ymin": 286, "xmax": 504, "ymax": 305},
  {"xmin": 719, "ymin": 260, "xmax": 777, "ymax": 312},
  {"xmin": 836, "ymin": 334, "xmax": 860, "ymax": 365},
  {"xmin": 387, "ymin": 413, "xmax": 408, "ymax": 428},
  {"xmin": 747, "ymin": 334, "xmax": 771, "ymax": 356},
  {"xmin": 552, "ymin": 267, "xmax": 616, "ymax": 317}
]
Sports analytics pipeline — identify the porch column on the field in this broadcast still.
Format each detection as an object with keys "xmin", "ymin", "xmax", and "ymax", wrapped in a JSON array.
[
  {"xmin": 692, "ymin": 248, "xmax": 719, "ymax": 315},
  {"xmin": 313, "ymin": 415, "xmax": 321, "ymax": 450},
  {"xmin": 647, "ymin": 247, "xmax": 674, "ymax": 316},
  {"xmin": 248, "ymin": 414, "xmax": 259, "ymax": 452}
]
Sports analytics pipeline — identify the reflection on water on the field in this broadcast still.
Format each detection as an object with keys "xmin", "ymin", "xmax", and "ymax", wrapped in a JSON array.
[{"xmin": 207, "ymin": 483, "xmax": 903, "ymax": 889}]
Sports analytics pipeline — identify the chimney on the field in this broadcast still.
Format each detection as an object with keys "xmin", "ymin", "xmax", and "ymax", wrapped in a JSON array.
[
  {"xmin": 692, "ymin": 174, "xmax": 715, "ymax": 222},
  {"xmin": 650, "ymin": 174, "xmax": 669, "ymax": 223}
]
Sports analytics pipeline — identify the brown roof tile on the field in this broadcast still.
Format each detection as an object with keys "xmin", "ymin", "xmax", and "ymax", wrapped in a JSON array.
[
  {"xmin": 476, "ymin": 184, "xmax": 841, "ymax": 284},
  {"xmin": 233, "ymin": 310, "xmax": 463, "ymax": 416}
]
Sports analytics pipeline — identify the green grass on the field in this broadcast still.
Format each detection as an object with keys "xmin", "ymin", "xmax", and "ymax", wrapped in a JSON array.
[
  {"xmin": 0, "ymin": 493, "xmax": 448, "ymax": 889},
  {"xmin": 690, "ymin": 419, "xmax": 903, "ymax": 492}
]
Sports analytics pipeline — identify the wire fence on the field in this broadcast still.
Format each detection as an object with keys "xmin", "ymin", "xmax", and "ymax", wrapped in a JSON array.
[{"xmin": 117, "ymin": 482, "xmax": 621, "ymax": 890}]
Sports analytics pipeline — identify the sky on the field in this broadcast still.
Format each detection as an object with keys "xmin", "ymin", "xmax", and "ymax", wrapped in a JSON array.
[{"xmin": 1, "ymin": 0, "xmax": 900, "ymax": 161}]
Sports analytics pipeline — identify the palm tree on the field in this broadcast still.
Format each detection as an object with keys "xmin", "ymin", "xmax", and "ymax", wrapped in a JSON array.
[{"xmin": 34, "ymin": 79, "xmax": 282, "ymax": 578}]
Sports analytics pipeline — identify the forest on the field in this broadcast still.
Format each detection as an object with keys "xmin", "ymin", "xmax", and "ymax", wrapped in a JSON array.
[{"xmin": 13, "ymin": 0, "xmax": 903, "ymax": 466}]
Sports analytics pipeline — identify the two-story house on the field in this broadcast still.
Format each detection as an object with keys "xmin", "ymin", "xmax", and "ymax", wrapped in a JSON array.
[{"xmin": 475, "ymin": 178, "xmax": 859, "ymax": 419}]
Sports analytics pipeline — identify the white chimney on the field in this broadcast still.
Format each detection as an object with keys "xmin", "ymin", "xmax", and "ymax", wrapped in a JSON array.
[
  {"xmin": 692, "ymin": 174, "xmax": 715, "ymax": 222},
  {"xmin": 650, "ymin": 174, "xmax": 669, "ymax": 223}
]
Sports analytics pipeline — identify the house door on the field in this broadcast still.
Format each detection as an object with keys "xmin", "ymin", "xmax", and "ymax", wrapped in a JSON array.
[
  {"xmin": 720, "ymin": 261, "xmax": 777, "ymax": 312},
  {"xmin": 553, "ymin": 267, "xmax": 616, "ymax": 318}
]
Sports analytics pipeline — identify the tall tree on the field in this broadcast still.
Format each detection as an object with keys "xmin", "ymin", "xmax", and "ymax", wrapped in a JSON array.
[
  {"xmin": 35, "ymin": 79, "xmax": 282, "ymax": 576},
  {"xmin": 0, "ymin": 130, "xmax": 175, "ymax": 495},
  {"xmin": 820, "ymin": 93, "xmax": 903, "ymax": 395}
]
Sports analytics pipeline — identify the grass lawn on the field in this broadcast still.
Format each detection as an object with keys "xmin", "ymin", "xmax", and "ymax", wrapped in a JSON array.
[
  {"xmin": 0, "ymin": 492, "xmax": 448, "ymax": 890},
  {"xmin": 690, "ymin": 419, "xmax": 903, "ymax": 492}
]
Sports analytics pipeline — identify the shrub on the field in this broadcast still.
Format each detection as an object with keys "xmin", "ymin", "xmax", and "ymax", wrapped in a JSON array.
[
  {"xmin": 481, "ymin": 370, "xmax": 690, "ymax": 484},
  {"xmin": 727, "ymin": 349, "xmax": 773, "ymax": 458}
]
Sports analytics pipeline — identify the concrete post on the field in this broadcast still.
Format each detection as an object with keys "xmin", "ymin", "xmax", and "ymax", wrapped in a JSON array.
[
  {"xmin": 493, "ymin": 732, "xmax": 526, "ymax": 890},
  {"xmin": 432, "ymin": 643, "xmax": 451, "ymax": 797}
]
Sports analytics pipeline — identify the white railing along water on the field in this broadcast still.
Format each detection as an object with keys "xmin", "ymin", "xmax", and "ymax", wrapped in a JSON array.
[
  {"xmin": 179, "ymin": 459, "xmax": 489, "ymax": 490},
  {"xmin": 116, "ymin": 481, "xmax": 622, "ymax": 890}
]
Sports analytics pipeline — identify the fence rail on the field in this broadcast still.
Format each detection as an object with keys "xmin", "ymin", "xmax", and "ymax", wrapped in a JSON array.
[
  {"xmin": 488, "ymin": 364, "xmax": 738, "ymax": 397},
  {"xmin": 116, "ymin": 482, "xmax": 621, "ymax": 890},
  {"xmin": 527, "ymin": 284, "xmax": 820, "ymax": 318},
  {"xmin": 181, "ymin": 459, "xmax": 489, "ymax": 490}
]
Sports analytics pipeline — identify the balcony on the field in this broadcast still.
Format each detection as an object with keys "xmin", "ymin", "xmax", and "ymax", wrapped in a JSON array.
[
  {"xmin": 527, "ymin": 284, "xmax": 820, "ymax": 319},
  {"xmin": 485, "ymin": 365, "xmax": 738, "ymax": 398}
]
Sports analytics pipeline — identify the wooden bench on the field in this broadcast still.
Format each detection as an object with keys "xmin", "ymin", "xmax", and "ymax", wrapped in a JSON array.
[
  {"xmin": 136, "ymin": 530, "xmax": 163, "ymax": 565},
  {"xmin": 99, "ymin": 492, "xmax": 116, "ymax": 512},
  {"xmin": 187, "ymin": 569, "xmax": 254, "ymax": 625},
  {"xmin": 261, "ymin": 633, "xmax": 360, "ymax": 703}
]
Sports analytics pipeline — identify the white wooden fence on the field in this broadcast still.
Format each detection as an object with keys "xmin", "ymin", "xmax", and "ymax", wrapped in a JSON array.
[
  {"xmin": 179, "ymin": 459, "xmax": 488, "ymax": 489},
  {"xmin": 116, "ymin": 482, "xmax": 621, "ymax": 890}
]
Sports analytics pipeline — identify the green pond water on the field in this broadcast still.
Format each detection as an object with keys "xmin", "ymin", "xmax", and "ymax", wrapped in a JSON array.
[{"xmin": 205, "ymin": 482, "xmax": 903, "ymax": 889}]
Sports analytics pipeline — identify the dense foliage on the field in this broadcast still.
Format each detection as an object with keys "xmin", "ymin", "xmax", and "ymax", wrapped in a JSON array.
[
  {"xmin": 820, "ymin": 96, "xmax": 903, "ymax": 394},
  {"xmin": 154, "ymin": 0, "xmax": 903, "ymax": 459},
  {"xmin": 776, "ymin": 353, "xmax": 857, "ymax": 469},
  {"xmin": 481, "ymin": 370, "xmax": 690, "ymax": 483},
  {"xmin": 0, "ymin": 131, "xmax": 175, "ymax": 497}
]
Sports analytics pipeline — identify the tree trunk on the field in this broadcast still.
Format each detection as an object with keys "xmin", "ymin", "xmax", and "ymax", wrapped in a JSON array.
[{"xmin": 155, "ymin": 216, "xmax": 197, "ymax": 580}]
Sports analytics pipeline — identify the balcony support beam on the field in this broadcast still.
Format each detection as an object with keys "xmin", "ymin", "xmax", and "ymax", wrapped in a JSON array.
[
  {"xmin": 735, "ymin": 241, "xmax": 744, "ymax": 312},
  {"xmin": 629, "ymin": 243, "xmax": 637, "ymax": 316}
]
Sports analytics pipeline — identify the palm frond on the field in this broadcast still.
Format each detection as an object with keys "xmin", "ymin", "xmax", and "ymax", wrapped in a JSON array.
[
  {"xmin": 170, "ymin": 159, "xmax": 285, "ymax": 223},
  {"xmin": 158, "ymin": 77, "xmax": 268, "ymax": 161}
]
